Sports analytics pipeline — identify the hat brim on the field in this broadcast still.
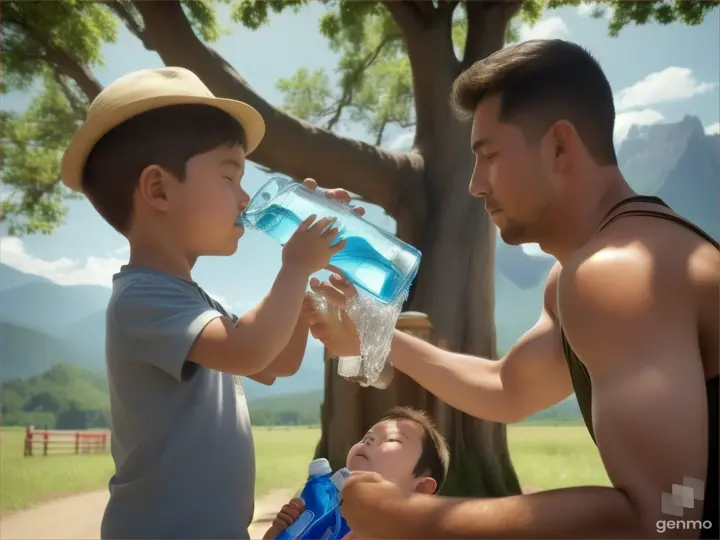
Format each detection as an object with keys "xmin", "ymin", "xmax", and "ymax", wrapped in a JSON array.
[{"xmin": 60, "ymin": 95, "xmax": 266, "ymax": 192}]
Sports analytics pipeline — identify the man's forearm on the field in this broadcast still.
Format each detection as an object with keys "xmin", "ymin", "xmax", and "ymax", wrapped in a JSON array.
[
  {"xmin": 389, "ymin": 331, "xmax": 517, "ymax": 422},
  {"xmin": 392, "ymin": 486, "xmax": 640, "ymax": 539}
]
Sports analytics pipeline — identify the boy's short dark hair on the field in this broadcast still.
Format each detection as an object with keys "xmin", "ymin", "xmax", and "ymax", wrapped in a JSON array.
[
  {"xmin": 382, "ymin": 406, "xmax": 450, "ymax": 493},
  {"xmin": 82, "ymin": 104, "xmax": 247, "ymax": 235},
  {"xmin": 450, "ymin": 39, "xmax": 617, "ymax": 166}
]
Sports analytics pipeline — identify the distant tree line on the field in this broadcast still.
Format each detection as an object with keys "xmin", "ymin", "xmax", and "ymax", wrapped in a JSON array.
[
  {"xmin": 0, "ymin": 364, "xmax": 580, "ymax": 430},
  {"xmin": 249, "ymin": 406, "xmax": 321, "ymax": 427},
  {"xmin": 1, "ymin": 364, "xmax": 111, "ymax": 429}
]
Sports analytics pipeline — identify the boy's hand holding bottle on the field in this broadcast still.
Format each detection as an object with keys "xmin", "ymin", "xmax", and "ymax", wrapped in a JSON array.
[
  {"xmin": 263, "ymin": 498, "xmax": 305, "ymax": 539},
  {"xmin": 282, "ymin": 215, "xmax": 345, "ymax": 276}
]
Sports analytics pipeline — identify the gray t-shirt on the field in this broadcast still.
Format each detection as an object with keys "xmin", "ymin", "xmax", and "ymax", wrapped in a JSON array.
[{"xmin": 100, "ymin": 266, "xmax": 255, "ymax": 539}]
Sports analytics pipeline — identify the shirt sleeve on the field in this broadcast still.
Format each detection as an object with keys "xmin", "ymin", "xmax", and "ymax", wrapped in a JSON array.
[{"xmin": 111, "ymin": 277, "xmax": 225, "ymax": 382}]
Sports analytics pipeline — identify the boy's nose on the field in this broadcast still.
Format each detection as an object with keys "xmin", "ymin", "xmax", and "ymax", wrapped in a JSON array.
[{"xmin": 236, "ymin": 189, "xmax": 250, "ymax": 211}]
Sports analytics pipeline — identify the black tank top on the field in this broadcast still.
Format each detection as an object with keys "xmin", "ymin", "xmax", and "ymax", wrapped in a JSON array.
[{"xmin": 559, "ymin": 195, "xmax": 718, "ymax": 539}]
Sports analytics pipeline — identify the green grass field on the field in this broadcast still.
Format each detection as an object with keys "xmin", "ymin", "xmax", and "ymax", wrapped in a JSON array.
[{"xmin": 0, "ymin": 424, "xmax": 609, "ymax": 513}]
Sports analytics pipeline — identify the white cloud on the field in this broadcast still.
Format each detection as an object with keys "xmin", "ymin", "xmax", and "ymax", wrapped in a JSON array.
[
  {"xmin": 614, "ymin": 109, "xmax": 665, "ymax": 143},
  {"xmin": 705, "ymin": 122, "xmax": 720, "ymax": 135},
  {"xmin": 615, "ymin": 67, "xmax": 717, "ymax": 112},
  {"xmin": 577, "ymin": 2, "xmax": 613, "ymax": 19},
  {"xmin": 518, "ymin": 17, "xmax": 569, "ymax": 42},
  {"xmin": 0, "ymin": 236, "xmax": 124, "ymax": 288}
]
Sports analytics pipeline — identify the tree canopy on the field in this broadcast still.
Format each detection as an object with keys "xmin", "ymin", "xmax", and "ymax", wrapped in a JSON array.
[{"xmin": 1, "ymin": 0, "xmax": 716, "ymax": 235}]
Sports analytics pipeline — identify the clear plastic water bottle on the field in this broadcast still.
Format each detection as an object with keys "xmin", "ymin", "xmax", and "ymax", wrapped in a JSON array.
[
  {"xmin": 276, "ymin": 465, "xmax": 350, "ymax": 540},
  {"xmin": 240, "ymin": 177, "xmax": 421, "ymax": 304}
]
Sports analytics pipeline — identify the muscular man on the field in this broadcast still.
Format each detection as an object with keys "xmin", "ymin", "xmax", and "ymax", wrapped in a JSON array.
[{"xmin": 307, "ymin": 39, "xmax": 718, "ymax": 539}]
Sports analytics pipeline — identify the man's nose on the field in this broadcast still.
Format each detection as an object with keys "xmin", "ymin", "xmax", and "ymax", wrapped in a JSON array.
[{"xmin": 469, "ymin": 174, "xmax": 489, "ymax": 198}]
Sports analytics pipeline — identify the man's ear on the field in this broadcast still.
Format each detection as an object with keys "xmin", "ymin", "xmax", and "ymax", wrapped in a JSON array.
[
  {"xmin": 412, "ymin": 476, "xmax": 437, "ymax": 495},
  {"xmin": 137, "ymin": 164, "xmax": 172, "ymax": 213},
  {"xmin": 541, "ymin": 119, "xmax": 577, "ymax": 174}
]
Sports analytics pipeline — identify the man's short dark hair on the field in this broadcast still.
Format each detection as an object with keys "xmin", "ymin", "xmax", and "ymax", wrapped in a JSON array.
[
  {"xmin": 450, "ymin": 39, "xmax": 617, "ymax": 166},
  {"xmin": 382, "ymin": 406, "xmax": 450, "ymax": 493},
  {"xmin": 83, "ymin": 104, "xmax": 247, "ymax": 235}
]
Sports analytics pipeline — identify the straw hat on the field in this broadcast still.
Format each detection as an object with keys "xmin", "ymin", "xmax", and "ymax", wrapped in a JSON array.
[{"xmin": 60, "ymin": 66, "xmax": 266, "ymax": 193}]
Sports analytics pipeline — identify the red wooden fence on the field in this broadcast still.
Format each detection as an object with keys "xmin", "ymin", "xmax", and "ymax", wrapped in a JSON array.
[{"xmin": 24, "ymin": 425, "xmax": 110, "ymax": 457}]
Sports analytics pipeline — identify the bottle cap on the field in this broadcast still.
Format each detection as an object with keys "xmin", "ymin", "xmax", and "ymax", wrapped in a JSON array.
[
  {"xmin": 308, "ymin": 458, "xmax": 332, "ymax": 476},
  {"xmin": 331, "ymin": 467, "xmax": 351, "ymax": 491}
]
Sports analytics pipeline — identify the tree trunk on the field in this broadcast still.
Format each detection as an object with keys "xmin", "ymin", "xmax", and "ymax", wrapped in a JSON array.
[
  {"xmin": 315, "ymin": 4, "xmax": 522, "ymax": 497},
  {"xmin": 315, "ymin": 125, "xmax": 520, "ymax": 496}
]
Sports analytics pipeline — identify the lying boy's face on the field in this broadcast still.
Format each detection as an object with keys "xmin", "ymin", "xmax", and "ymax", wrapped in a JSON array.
[
  {"xmin": 156, "ymin": 144, "xmax": 249, "ymax": 257},
  {"xmin": 345, "ymin": 418, "xmax": 436, "ymax": 495}
]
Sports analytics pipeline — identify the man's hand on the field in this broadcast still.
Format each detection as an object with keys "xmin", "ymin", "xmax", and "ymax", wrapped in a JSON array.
[
  {"xmin": 305, "ymin": 271, "xmax": 361, "ymax": 357},
  {"xmin": 340, "ymin": 471, "xmax": 413, "ymax": 539},
  {"xmin": 262, "ymin": 498, "xmax": 305, "ymax": 539},
  {"xmin": 302, "ymin": 178, "xmax": 365, "ymax": 217}
]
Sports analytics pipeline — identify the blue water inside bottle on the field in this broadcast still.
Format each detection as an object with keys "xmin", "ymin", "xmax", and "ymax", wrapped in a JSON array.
[{"xmin": 249, "ymin": 203, "xmax": 414, "ymax": 304}]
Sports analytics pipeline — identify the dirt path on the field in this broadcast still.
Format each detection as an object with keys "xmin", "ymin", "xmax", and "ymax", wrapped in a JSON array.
[
  {"xmin": 1, "ymin": 485, "xmax": 539, "ymax": 539},
  {"xmin": 0, "ymin": 488, "xmax": 293, "ymax": 540}
]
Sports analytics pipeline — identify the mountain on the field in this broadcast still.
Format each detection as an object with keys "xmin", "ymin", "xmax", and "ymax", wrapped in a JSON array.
[
  {"xmin": 0, "ymin": 262, "xmax": 326, "ymax": 395},
  {"xmin": 494, "ymin": 266, "xmax": 546, "ymax": 354},
  {"xmin": 619, "ymin": 115, "xmax": 719, "ymax": 242},
  {"xmin": 0, "ymin": 264, "xmax": 49, "ymax": 293},
  {"xmin": 0, "ymin": 321, "xmax": 105, "ymax": 381},
  {"xmin": 0, "ymin": 281, "xmax": 110, "ymax": 335}
]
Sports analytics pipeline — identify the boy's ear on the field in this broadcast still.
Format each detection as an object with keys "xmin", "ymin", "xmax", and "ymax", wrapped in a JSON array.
[
  {"xmin": 137, "ymin": 164, "xmax": 172, "ymax": 212},
  {"xmin": 412, "ymin": 476, "xmax": 437, "ymax": 495}
]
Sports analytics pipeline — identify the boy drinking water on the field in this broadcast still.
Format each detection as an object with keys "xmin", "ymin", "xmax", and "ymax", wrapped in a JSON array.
[
  {"xmin": 264, "ymin": 407, "xmax": 450, "ymax": 539},
  {"xmin": 60, "ymin": 67, "xmax": 361, "ymax": 539}
]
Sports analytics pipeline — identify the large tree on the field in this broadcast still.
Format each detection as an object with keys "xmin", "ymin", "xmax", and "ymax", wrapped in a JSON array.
[{"xmin": 2, "ymin": 0, "xmax": 715, "ymax": 496}]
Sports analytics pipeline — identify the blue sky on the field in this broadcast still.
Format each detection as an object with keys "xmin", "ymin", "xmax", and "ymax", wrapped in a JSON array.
[{"xmin": 1, "ymin": 2, "xmax": 718, "ymax": 318}]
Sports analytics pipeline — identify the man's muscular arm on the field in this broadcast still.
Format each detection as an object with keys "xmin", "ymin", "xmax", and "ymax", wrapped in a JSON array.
[
  {"xmin": 310, "ymin": 264, "xmax": 573, "ymax": 423},
  {"xmin": 340, "ymin": 249, "xmax": 708, "ymax": 539}
]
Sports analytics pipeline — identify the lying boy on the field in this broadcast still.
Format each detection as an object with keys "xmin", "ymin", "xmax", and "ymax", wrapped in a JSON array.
[
  {"xmin": 59, "ymin": 66, "xmax": 361, "ymax": 539},
  {"xmin": 264, "ymin": 406, "xmax": 450, "ymax": 539}
]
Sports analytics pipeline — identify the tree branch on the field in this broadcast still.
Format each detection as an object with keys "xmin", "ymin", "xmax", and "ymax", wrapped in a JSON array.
[
  {"xmin": 52, "ymin": 70, "xmax": 88, "ymax": 118},
  {"xmin": 4, "ymin": 15, "xmax": 103, "ymax": 101},
  {"xmin": 325, "ymin": 35, "xmax": 391, "ymax": 130},
  {"xmin": 437, "ymin": 0, "xmax": 459, "ymax": 18},
  {"xmin": 463, "ymin": 1, "xmax": 522, "ymax": 68},
  {"xmin": 131, "ymin": 0, "xmax": 422, "ymax": 216},
  {"xmin": 380, "ymin": 1, "xmax": 459, "ymax": 152},
  {"xmin": 100, "ymin": 0, "xmax": 154, "ymax": 50},
  {"xmin": 412, "ymin": 0, "xmax": 437, "ymax": 20},
  {"xmin": 382, "ymin": 1, "xmax": 426, "ymax": 36}
]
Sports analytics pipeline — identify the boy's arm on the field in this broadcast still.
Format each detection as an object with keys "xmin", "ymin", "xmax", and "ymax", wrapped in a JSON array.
[
  {"xmin": 190, "ymin": 264, "xmax": 311, "ymax": 376},
  {"xmin": 248, "ymin": 316, "xmax": 310, "ymax": 385}
]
